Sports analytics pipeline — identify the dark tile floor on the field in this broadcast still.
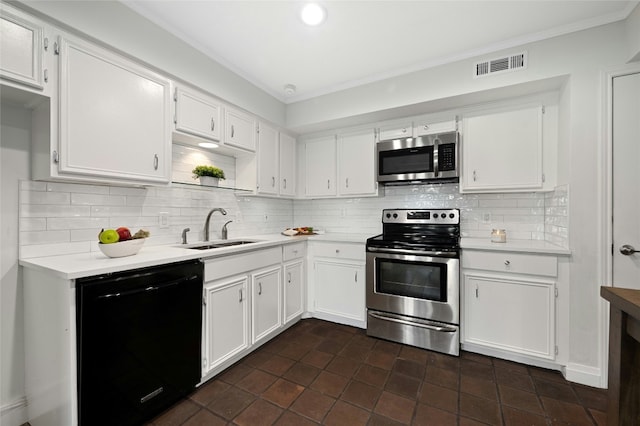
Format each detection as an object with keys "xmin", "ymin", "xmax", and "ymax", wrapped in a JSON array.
[{"xmin": 147, "ymin": 319, "xmax": 608, "ymax": 426}]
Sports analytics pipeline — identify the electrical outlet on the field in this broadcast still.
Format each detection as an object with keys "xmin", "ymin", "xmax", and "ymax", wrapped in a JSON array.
[
  {"xmin": 482, "ymin": 213, "xmax": 491, "ymax": 224},
  {"xmin": 159, "ymin": 212, "xmax": 169, "ymax": 229}
]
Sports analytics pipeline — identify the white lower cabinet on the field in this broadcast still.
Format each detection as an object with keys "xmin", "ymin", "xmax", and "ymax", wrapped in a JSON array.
[
  {"xmin": 309, "ymin": 242, "xmax": 366, "ymax": 328},
  {"xmin": 462, "ymin": 249, "xmax": 558, "ymax": 364},
  {"xmin": 283, "ymin": 242, "xmax": 306, "ymax": 324},
  {"xmin": 203, "ymin": 275, "xmax": 249, "ymax": 376},
  {"xmin": 251, "ymin": 266, "xmax": 282, "ymax": 344}
]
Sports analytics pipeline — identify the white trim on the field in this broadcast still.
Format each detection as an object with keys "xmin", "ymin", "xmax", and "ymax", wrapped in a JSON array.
[
  {"xmin": 565, "ymin": 362, "xmax": 605, "ymax": 389},
  {"xmin": 599, "ymin": 62, "xmax": 640, "ymax": 389},
  {"xmin": 0, "ymin": 397, "xmax": 28, "ymax": 426}
]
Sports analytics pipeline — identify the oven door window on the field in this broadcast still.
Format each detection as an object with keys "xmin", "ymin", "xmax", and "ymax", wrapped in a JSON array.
[
  {"xmin": 378, "ymin": 145, "xmax": 434, "ymax": 176},
  {"xmin": 376, "ymin": 258, "xmax": 447, "ymax": 302}
]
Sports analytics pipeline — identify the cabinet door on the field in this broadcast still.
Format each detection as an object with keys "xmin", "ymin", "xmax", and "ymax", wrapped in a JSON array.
[
  {"xmin": 304, "ymin": 137, "xmax": 336, "ymax": 197},
  {"xmin": 461, "ymin": 105, "xmax": 543, "ymax": 192},
  {"xmin": 59, "ymin": 36, "xmax": 171, "ymax": 184},
  {"xmin": 338, "ymin": 129, "xmax": 376, "ymax": 196},
  {"xmin": 251, "ymin": 266, "xmax": 282, "ymax": 344},
  {"xmin": 414, "ymin": 119, "xmax": 456, "ymax": 136},
  {"xmin": 257, "ymin": 122, "xmax": 279, "ymax": 195},
  {"xmin": 284, "ymin": 260, "xmax": 304, "ymax": 324},
  {"xmin": 224, "ymin": 107, "xmax": 256, "ymax": 152},
  {"xmin": 0, "ymin": 5, "xmax": 43, "ymax": 89},
  {"xmin": 175, "ymin": 87, "xmax": 221, "ymax": 141},
  {"xmin": 463, "ymin": 273, "xmax": 555, "ymax": 360},
  {"xmin": 203, "ymin": 276, "xmax": 249, "ymax": 375},
  {"xmin": 279, "ymin": 133, "xmax": 296, "ymax": 197},
  {"xmin": 314, "ymin": 260, "xmax": 365, "ymax": 323},
  {"xmin": 377, "ymin": 121, "xmax": 413, "ymax": 141}
]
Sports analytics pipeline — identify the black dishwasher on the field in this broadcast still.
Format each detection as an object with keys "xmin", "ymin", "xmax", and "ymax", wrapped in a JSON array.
[{"xmin": 76, "ymin": 259, "xmax": 203, "ymax": 426}]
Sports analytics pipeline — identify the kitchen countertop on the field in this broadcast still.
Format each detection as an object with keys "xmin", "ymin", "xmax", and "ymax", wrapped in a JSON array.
[
  {"xmin": 19, "ymin": 233, "xmax": 369, "ymax": 280},
  {"xmin": 460, "ymin": 237, "xmax": 571, "ymax": 255}
]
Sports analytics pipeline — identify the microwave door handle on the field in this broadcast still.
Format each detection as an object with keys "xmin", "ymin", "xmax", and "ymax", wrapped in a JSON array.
[{"xmin": 433, "ymin": 139, "xmax": 439, "ymax": 177}]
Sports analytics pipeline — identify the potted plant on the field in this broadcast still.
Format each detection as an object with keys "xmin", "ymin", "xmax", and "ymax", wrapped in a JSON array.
[{"xmin": 192, "ymin": 165, "xmax": 225, "ymax": 187}]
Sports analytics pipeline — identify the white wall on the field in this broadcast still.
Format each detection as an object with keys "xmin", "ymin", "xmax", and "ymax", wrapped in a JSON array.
[
  {"xmin": 626, "ymin": 3, "xmax": 640, "ymax": 62},
  {"xmin": 1, "ymin": 103, "xmax": 30, "ymax": 426}
]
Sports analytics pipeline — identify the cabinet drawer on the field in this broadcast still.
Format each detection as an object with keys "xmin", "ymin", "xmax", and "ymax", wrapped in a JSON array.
[
  {"xmin": 205, "ymin": 247, "xmax": 281, "ymax": 282},
  {"xmin": 462, "ymin": 250, "xmax": 557, "ymax": 277},
  {"xmin": 312, "ymin": 242, "xmax": 365, "ymax": 261},
  {"xmin": 414, "ymin": 119, "xmax": 456, "ymax": 136},
  {"xmin": 283, "ymin": 242, "xmax": 305, "ymax": 261}
]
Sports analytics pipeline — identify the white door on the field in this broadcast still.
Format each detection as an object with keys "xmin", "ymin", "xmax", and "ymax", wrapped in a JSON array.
[{"xmin": 612, "ymin": 71, "xmax": 640, "ymax": 290}]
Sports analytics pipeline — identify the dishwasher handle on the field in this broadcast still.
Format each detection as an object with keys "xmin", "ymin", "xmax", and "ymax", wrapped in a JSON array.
[{"xmin": 96, "ymin": 274, "xmax": 200, "ymax": 300}]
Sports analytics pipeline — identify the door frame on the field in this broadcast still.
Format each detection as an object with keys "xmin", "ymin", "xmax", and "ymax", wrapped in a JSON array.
[{"xmin": 599, "ymin": 63, "xmax": 640, "ymax": 388}]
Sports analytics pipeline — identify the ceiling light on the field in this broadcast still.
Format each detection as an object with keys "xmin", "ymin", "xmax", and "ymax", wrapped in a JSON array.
[
  {"xmin": 284, "ymin": 84, "xmax": 297, "ymax": 96},
  {"xmin": 300, "ymin": 3, "xmax": 326, "ymax": 26},
  {"xmin": 198, "ymin": 142, "xmax": 218, "ymax": 149}
]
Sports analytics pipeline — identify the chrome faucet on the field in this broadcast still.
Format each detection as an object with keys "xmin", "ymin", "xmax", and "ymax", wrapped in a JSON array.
[
  {"xmin": 204, "ymin": 208, "xmax": 227, "ymax": 241},
  {"xmin": 222, "ymin": 220, "xmax": 233, "ymax": 240},
  {"xmin": 181, "ymin": 227, "xmax": 190, "ymax": 244}
]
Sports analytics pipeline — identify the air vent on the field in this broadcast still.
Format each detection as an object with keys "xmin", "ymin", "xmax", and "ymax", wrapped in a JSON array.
[{"xmin": 474, "ymin": 52, "xmax": 527, "ymax": 78}]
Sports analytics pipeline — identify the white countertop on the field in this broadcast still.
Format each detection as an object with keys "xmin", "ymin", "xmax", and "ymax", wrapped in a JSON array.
[
  {"xmin": 460, "ymin": 237, "xmax": 571, "ymax": 255},
  {"xmin": 19, "ymin": 233, "xmax": 369, "ymax": 280}
]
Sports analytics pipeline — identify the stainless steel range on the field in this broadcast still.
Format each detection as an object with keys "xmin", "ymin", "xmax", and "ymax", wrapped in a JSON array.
[{"xmin": 366, "ymin": 208, "xmax": 460, "ymax": 356}]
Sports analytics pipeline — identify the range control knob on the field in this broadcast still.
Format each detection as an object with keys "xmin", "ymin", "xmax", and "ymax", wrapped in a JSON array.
[
  {"xmin": 449, "ymin": 213, "xmax": 455, "ymax": 219},
  {"xmin": 386, "ymin": 213, "xmax": 391, "ymax": 219},
  {"xmin": 393, "ymin": 213, "xmax": 398, "ymax": 219},
  {"xmin": 441, "ymin": 213, "xmax": 446, "ymax": 218}
]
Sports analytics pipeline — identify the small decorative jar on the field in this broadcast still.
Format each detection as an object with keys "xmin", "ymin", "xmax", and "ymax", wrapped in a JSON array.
[{"xmin": 491, "ymin": 229, "xmax": 507, "ymax": 243}]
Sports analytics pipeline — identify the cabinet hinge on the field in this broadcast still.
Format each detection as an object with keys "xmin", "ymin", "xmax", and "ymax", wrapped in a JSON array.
[
  {"xmin": 455, "ymin": 115, "xmax": 460, "ymax": 131},
  {"xmin": 256, "ymin": 125, "xmax": 260, "ymax": 134},
  {"xmin": 542, "ymin": 173, "xmax": 546, "ymax": 183},
  {"xmin": 44, "ymin": 37, "xmax": 49, "ymax": 51},
  {"xmin": 53, "ymin": 40, "xmax": 60, "ymax": 55},
  {"xmin": 174, "ymin": 88, "xmax": 178, "ymax": 102},
  {"xmin": 173, "ymin": 114, "xmax": 177, "ymax": 124},
  {"xmin": 52, "ymin": 150, "xmax": 59, "ymax": 164}
]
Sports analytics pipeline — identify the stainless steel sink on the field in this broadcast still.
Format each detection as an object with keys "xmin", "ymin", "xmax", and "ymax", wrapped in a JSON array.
[{"xmin": 183, "ymin": 240, "xmax": 259, "ymax": 250}]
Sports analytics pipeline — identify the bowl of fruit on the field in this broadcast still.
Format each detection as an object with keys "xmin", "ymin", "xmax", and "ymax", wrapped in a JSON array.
[{"xmin": 98, "ymin": 227, "xmax": 150, "ymax": 258}]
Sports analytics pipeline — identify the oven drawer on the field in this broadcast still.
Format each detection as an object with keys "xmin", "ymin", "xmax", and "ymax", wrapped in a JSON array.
[
  {"xmin": 312, "ymin": 242, "xmax": 365, "ymax": 261},
  {"xmin": 462, "ymin": 250, "xmax": 557, "ymax": 277}
]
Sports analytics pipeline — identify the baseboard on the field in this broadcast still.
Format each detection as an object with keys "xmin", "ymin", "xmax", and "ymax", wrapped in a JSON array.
[
  {"xmin": 1, "ymin": 396, "xmax": 28, "ymax": 426},
  {"xmin": 565, "ymin": 362, "xmax": 606, "ymax": 388}
]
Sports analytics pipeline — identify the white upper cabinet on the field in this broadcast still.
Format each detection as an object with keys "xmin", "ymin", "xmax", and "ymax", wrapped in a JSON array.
[
  {"xmin": 461, "ymin": 103, "xmax": 548, "ymax": 193},
  {"xmin": 302, "ymin": 129, "xmax": 378, "ymax": 199},
  {"xmin": 56, "ymin": 35, "xmax": 172, "ymax": 184},
  {"xmin": 224, "ymin": 107, "xmax": 256, "ymax": 152},
  {"xmin": 279, "ymin": 132, "xmax": 297, "ymax": 197},
  {"xmin": 257, "ymin": 121, "xmax": 279, "ymax": 195},
  {"xmin": 174, "ymin": 87, "xmax": 221, "ymax": 141},
  {"xmin": 376, "ymin": 120, "xmax": 413, "ymax": 141},
  {"xmin": 414, "ymin": 118, "xmax": 457, "ymax": 136},
  {"xmin": 304, "ymin": 136, "xmax": 337, "ymax": 197},
  {"xmin": 0, "ymin": 4, "xmax": 45, "ymax": 91},
  {"xmin": 338, "ymin": 129, "xmax": 377, "ymax": 196}
]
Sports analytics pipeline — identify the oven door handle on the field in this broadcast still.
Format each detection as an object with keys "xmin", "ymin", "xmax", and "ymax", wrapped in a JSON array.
[
  {"xmin": 366, "ymin": 246, "xmax": 458, "ymax": 258},
  {"xmin": 369, "ymin": 312, "xmax": 458, "ymax": 333}
]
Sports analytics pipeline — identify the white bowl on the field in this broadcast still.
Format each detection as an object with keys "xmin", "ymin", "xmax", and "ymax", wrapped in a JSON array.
[{"xmin": 98, "ymin": 238, "xmax": 145, "ymax": 258}]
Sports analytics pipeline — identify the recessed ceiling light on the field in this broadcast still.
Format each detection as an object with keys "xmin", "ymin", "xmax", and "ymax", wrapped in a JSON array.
[
  {"xmin": 301, "ymin": 3, "xmax": 326, "ymax": 26},
  {"xmin": 198, "ymin": 142, "xmax": 218, "ymax": 149}
]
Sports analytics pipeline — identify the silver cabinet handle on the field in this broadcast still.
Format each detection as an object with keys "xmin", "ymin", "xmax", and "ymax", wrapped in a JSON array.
[
  {"xmin": 211, "ymin": 118, "xmax": 215, "ymax": 131},
  {"xmin": 327, "ymin": 179, "xmax": 330, "ymax": 189},
  {"xmin": 287, "ymin": 272, "xmax": 291, "ymax": 283},
  {"xmin": 272, "ymin": 176, "xmax": 275, "ymax": 187},
  {"xmin": 153, "ymin": 154, "xmax": 159, "ymax": 170},
  {"xmin": 423, "ymin": 125, "xmax": 429, "ymax": 131},
  {"xmin": 231, "ymin": 125, "xmax": 235, "ymax": 138},
  {"xmin": 473, "ymin": 170, "xmax": 477, "ymax": 181},
  {"xmin": 620, "ymin": 244, "xmax": 640, "ymax": 255},
  {"xmin": 346, "ymin": 178, "xmax": 349, "ymax": 188},
  {"xmin": 44, "ymin": 69, "xmax": 48, "ymax": 83},
  {"xmin": 401, "ymin": 128, "xmax": 407, "ymax": 134},
  {"xmin": 283, "ymin": 178, "xmax": 287, "ymax": 189},
  {"xmin": 239, "ymin": 288, "xmax": 243, "ymax": 302},
  {"xmin": 504, "ymin": 260, "xmax": 511, "ymax": 266},
  {"xmin": 475, "ymin": 285, "xmax": 479, "ymax": 298},
  {"xmin": 258, "ymin": 282, "xmax": 262, "ymax": 295},
  {"xmin": 354, "ymin": 271, "xmax": 358, "ymax": 282},
  {"xmin": 52, "ymin": 150, "xmax": 59, "ymax": 164},
  {"xmin": 335, "ymin": 249, "xmax": 340, "ymax": 254}
]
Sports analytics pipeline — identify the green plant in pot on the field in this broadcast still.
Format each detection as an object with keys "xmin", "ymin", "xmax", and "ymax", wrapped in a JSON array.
[{"xmin": 192, "ymin": 165, "xmax": 225, "ymax": 186}]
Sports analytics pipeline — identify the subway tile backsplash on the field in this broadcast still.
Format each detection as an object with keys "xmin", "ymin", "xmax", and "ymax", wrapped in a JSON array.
[{"xmin": 18, "ymin": 179, "xmax": 569, "ymax": 258}]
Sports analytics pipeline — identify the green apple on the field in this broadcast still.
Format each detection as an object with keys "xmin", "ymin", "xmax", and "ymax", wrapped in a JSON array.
[{"xmin": 99, "ymin": 229, "xmax": 119, "ymax": 244}]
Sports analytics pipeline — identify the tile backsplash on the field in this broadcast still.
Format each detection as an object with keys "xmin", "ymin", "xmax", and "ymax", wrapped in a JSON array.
[{"xmin": 18, "ymin": 177, "xmax": 569, "ymax": 259}]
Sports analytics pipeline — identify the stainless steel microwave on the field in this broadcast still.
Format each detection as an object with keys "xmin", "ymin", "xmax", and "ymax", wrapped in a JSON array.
[{"xmin": 376, "ymin": 131, "xmax": 459, "ymax": 185}]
